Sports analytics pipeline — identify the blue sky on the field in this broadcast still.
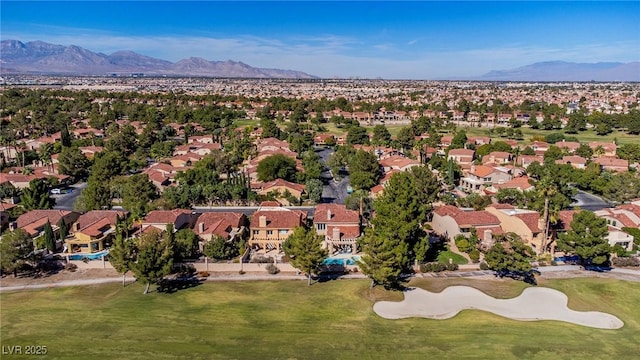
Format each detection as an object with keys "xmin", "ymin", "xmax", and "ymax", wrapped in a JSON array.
[{"xmin": 2, "ymin": 1, "xmax": 639, "ymax": 79}]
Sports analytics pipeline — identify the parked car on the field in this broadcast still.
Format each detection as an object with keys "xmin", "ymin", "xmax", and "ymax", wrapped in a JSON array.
[{"xmin": 50, "ymin": 188, "xmax": 62, "ymax": 195}]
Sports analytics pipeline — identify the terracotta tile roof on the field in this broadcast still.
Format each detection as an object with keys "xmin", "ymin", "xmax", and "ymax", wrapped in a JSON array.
[
  {"xmin": 477, "ymin": 226, "xmax": 503, "ymax": 241},
  {"xmin": 75, "ymin": 210, "xmax": 127, "ymax": 232},
  {"xmin": 326, "ymin": 225, "xmax": 361, "ymax": 240},
  {"xmin": 378, "ymin": 155, "xmax": 420, "ymax": 170},
  {"xmin": 195, "ymin": 212, "xmax": 246, "ymax": 238},
  {"xmin": 0, "ymin": 202, "xmax": 17, "ymax": 211},
  {"xmin": 78, "ymin": 217, "xmax": 113, "ymax": 237},
  {"xmin": 491, "ymin": 203, "xmax": 515, "ymax": 209},
  {"xmin": 493, "ymin": 176, "xmax": 534, "ymax": 191},
  {"xmin": 314, "ymin": 204, "xmax": 360, "ymax": 224},
  {"xmin": 514, "ymin": 212, "xmax": 542, "ymax": 233},
  {"xmin": 143, "ymin": 209, "xmax": 193, "ymax": 225},
  {"xmin": 0, "ymin": 173, "xmax": 36, "ymax": 184},
  {"xmin": 616, "ymin": 204, "xmax": 640, "ymax": 218},
  {"xmin": 434, "ymin": 205, "xmax": 462, "ymax": 218},
  {"xmin": 250, "ymin": 208, "xmax": 306, "ymax": 229},
  {"xmin": 448, "ymin": 149, "xmax": 475, "ymax": 157},
  {"xmin": 260, "ymin": 178, "xmax": 306, "ymax": 193},
  {"xmin": 17, "ymin": 210, "xmax": 76, "ymax": 229},
  {"xmin": 469, "ymin": 165, "xmax": 496, "ymax": 177},
  {"xmin": 453, "ymin": 210, "xmax": 500, "ymax": 227},
  {"xmin": 556, "ymin": 210, "xmax": 579, "ymax": 231}
]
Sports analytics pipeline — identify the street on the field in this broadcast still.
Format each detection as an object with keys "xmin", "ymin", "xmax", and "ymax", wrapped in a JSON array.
[
  {"xmin": 316, "ymin": 146, "xmax": 351, "ymax": 204},
  {"xmin": 570, "ymin": 189, "xmax": 613, "ymax": 211},
  {"xmin": 53, "ymin": 182, "xmax": 87, "ymax": 210}
]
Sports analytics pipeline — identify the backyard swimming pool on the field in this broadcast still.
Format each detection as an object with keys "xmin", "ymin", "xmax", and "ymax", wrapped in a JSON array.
[
  {"xmin": 68, "ymin": 250, "xmax": 109, "ymax": 261},
  {"xmin": 323, "ymin": 256, "xmax": 361, "ymax": 266}
]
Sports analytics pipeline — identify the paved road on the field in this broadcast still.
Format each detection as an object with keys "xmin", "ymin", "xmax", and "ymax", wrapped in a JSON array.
[
  {"xmin": 570, "ymin": 189, "xmax": 613, "ymax": 211},
  {"xmin": 3, "ymin": 266, "xmax": 638, "ymax": 292},
  {"xmin": 53, "ymin": 182, "xmax": 87, "ymax": 210},
  {"xmin": 316, "ymin": 146, "xmax": 351, "ymax": 204},
  {"xmin": 191, "ymin": 206, "xmax": 317, "ymax": 218}
]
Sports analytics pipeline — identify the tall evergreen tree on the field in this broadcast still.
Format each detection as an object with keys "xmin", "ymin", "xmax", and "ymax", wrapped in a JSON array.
[
  {"xmin": 358, "ymin": 229, "xmax": 408, "ymax": 289},
  {"xmin": 109, "ymin": 218, "xmax": 135, "ymax": 287},
  {"xmin": 43, "ymin": 220, "xmax": 55, "ymax": 252},
  {"xmin": 20, "ymin": 179, "xmax": 55, "ymax": 210},
  {"xmin": 131, "ymin": 230, "xmax": 174, "ymax": 294},
  {"xmin": 557, "ymin": 211, "xmax": 611, "ymax": 266},
  {"xmin": 57, "ymin": 217, "xmax": 68, "ymax": 242},
  {"xmin": 283, "ymin": 227, "xmax": 328, "ymax": 286}
]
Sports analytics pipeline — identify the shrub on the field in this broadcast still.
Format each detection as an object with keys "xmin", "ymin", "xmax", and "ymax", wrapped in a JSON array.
[
  {"xmin": 419, "ymin": 262, "xmax": 458, "ymax": 273},
  {"xmin": 250, "ymin": 256, "xmax": 273, "ymax": 263},
  {"xmin": 65, "ymin": 263, "xmax": 77, "ymax": 272},
  {"xmin": 469, "ymin": 249, "xmax": 480, "ymax": 263},
  {"xmin": 479, "ymin": 261, "xmax": 489, "ymax": 270},
  {"xmin": 197, "ymin": 271, "xmax": 210, "ymax": 278},
  {"xmin": 265, "ymin": 263, "xmax": 280, "ymax": 274},
  {"xmin": 238, "ymin": 270, "xmax": 246, "ymax": 275},
  {"xmin": 612, "ymin": 257, "xmax": 640, "ymax": 267}
]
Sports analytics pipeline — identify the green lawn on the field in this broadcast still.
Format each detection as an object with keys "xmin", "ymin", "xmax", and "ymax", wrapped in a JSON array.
[
  {"xmin": 437, "ymin": 250, "xmax": 469, "ymax": 265},
  {"xmin": 1, "ymin": 277, "xmax": 639, "ymax": 359},
  {"xmin": 464, "ymin": 127, "xmax": 639, "ymax": 146}
]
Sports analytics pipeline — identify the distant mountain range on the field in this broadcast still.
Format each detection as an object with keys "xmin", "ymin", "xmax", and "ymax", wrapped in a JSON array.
[
  {"xmin": 477, "ymin": 61, "xmax": 640, "ymax": 82},
  {"xmin": 0, "ymin": 40, "xmax": 316, "ymax": 78}
]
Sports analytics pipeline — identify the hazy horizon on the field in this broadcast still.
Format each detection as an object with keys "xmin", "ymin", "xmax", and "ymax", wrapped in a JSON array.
[{"xmin": 2, "ymin": 1, "xmax": 639, "ymax": 79}]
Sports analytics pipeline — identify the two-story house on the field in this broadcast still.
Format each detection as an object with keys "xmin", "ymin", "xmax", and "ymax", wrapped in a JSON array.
[
  {"xmin": 313, "ymin": 204, "xmax": 361, "ymax": 254},
  {"xmin": 248, "ymin": 205, "xmax": 307, "ymax": 252}
]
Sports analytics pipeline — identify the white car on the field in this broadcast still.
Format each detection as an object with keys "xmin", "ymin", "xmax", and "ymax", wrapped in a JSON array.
[{"xmin": 50, "ymin": 188, "xmax": 62, "ymax": 195}]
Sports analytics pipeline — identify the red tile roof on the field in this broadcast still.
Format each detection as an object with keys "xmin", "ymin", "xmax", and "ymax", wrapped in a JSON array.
[
  {"xmin": 75, "ymin": 210, "xmax": 127, "ymax": 232},
  {"xmin": 143, "ymin": 209, "xmax": 193, "ymax": 225},
  {"xmin": 250, "ymin": 208, "xmax": 306, "ymax": 229},
  {"xmin": 314, "ymin": 204, "xmax": 360, "ymax": 224},
  {"xmin": 453, "ymin": 211, "xmax": 500, "ymax": 227},
  {"xmin": 326, "ymin": 225, "xmax": 361, "ymax": 240},
  {"xmin": 195, "ymin": 212, "xmax": 246, "ymax": 238}
]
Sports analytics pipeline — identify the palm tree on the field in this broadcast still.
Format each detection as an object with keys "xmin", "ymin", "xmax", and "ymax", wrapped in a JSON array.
[
  {"xmin": 38, "ymin": 143, "xmax": 54, "ymax": 173},
  {"xmin": 536, "ymin": 176, "xmax": 557, "ymax": 254}
]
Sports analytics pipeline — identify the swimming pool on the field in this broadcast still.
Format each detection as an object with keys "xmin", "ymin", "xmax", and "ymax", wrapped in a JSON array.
[
  {"xmin": 323, "ymin": 256, "xmax": 361, "ymax": 266},
  {"xmin": 68, "ymin": 250, "xmax": 109, "ymax": 261}
]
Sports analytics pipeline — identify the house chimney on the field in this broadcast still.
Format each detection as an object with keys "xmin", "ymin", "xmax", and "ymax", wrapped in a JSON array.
[
  {"xmin": 198, "ymin": 222, "xmax": 205, "ymax": 234},
  {"xmin": 259, "ymin": 215, "xmax": 267, "ymax": 228},
  {"xmin": 483, "ymin": 230, "xmax": 493, "ymax": 247},
  {"xmin": 332, "ymin": 227, "xmax": 341, "ymax": 241},
  {"xmin": 327, "ymin": 209, "xmax": 332, "ymax": 221}
]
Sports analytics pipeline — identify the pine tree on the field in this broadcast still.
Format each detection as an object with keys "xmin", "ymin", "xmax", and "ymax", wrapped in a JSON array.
[
  {"xmin": 283, "ymin": 227, "xmax": 328, "ymax": 286},
  {"xmin": 43, "ymin": 220, "xmax": 56, "ymax": 252},
  {"xmin": 131, "ymin": 230, "xmax": 174, "ymax": 294},
  {"xmin": 108, "ymin": 217, "xmax": 135, "ymax": 287},
  {"xmin": 358, "ymin": 229, "xmax": 408, "ymax": 289},
  {"xmin": 57, "ymin": 218, "xmax": 68, "ymax": 242}
]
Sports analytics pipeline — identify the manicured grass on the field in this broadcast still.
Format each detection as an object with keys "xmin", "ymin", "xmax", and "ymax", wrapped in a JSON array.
[
  {"xmin": 2, "ymin": 278, "xmax": 638, "ymax": 359},
  {"xmin": 436, "ymin": 250, "xmax": 469, "ymax": 265},
  {"xmin": 465, "ymin": 127, "xmax": 639, "ymax": 145}
]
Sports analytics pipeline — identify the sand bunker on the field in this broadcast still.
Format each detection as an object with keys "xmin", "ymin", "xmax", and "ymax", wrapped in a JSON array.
[{"xmin": 373, "ymin": 286, "xmax": 623, "ymax": 329}]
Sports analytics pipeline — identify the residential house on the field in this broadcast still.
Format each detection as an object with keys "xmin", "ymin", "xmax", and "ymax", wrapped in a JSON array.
[
  {"xmin": 66, "ymin": 210, "xmax": 128, "ymax": 254},
  {"xmin": 14, "ymin": 210, "xmax": 80, "ymax": 250},
  {"xmin": 431, "ymin": 205, "xmax": 503, "ymax": 245},
  {"xmin": 254, "ymin": 178, "xmax": 306, "ymax": 205},
  {"xmin": 482, "ymin": 151, "xmax": 511, "ymax": 165},
  {"xmin": 248, "ymin": 205, "xmax": 307, "ymax": 251},
  {"xmin": 594, "ymin": 157, "xmax": 629, "ymax": 172},
  {"xmin": 555, "ymin": 155, "xmax": 588, "ymax": 169},
  {"xmin": 485, "ymin": 205, "xmax": 546, "ymax": 253},
  {"xmin": 139, "ymin": 209, "xmax": 197, "ymax": 234},
  {"xmin": 313, "ymin": 204, "xmax": 361, "ymax": 254},
  {"xmin": 447, "ymin": 149, "xmax": 475, "ymax": 170},
  {"xmin": 194, "ymin": 212, "xmax": 247, "ymax": 249},
  {"xmin": 460, "ymin": 165, "xmax": 512, "ymax": 193}
]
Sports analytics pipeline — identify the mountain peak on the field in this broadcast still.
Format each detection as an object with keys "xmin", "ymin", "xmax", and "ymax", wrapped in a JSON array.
[
  {"xmin": 0, "ymin": 39, "xmax": 316, "ymax": 78},
  {"xmin": 479, "ymin": 61, "xmax": 639, "ymax": 81}
]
